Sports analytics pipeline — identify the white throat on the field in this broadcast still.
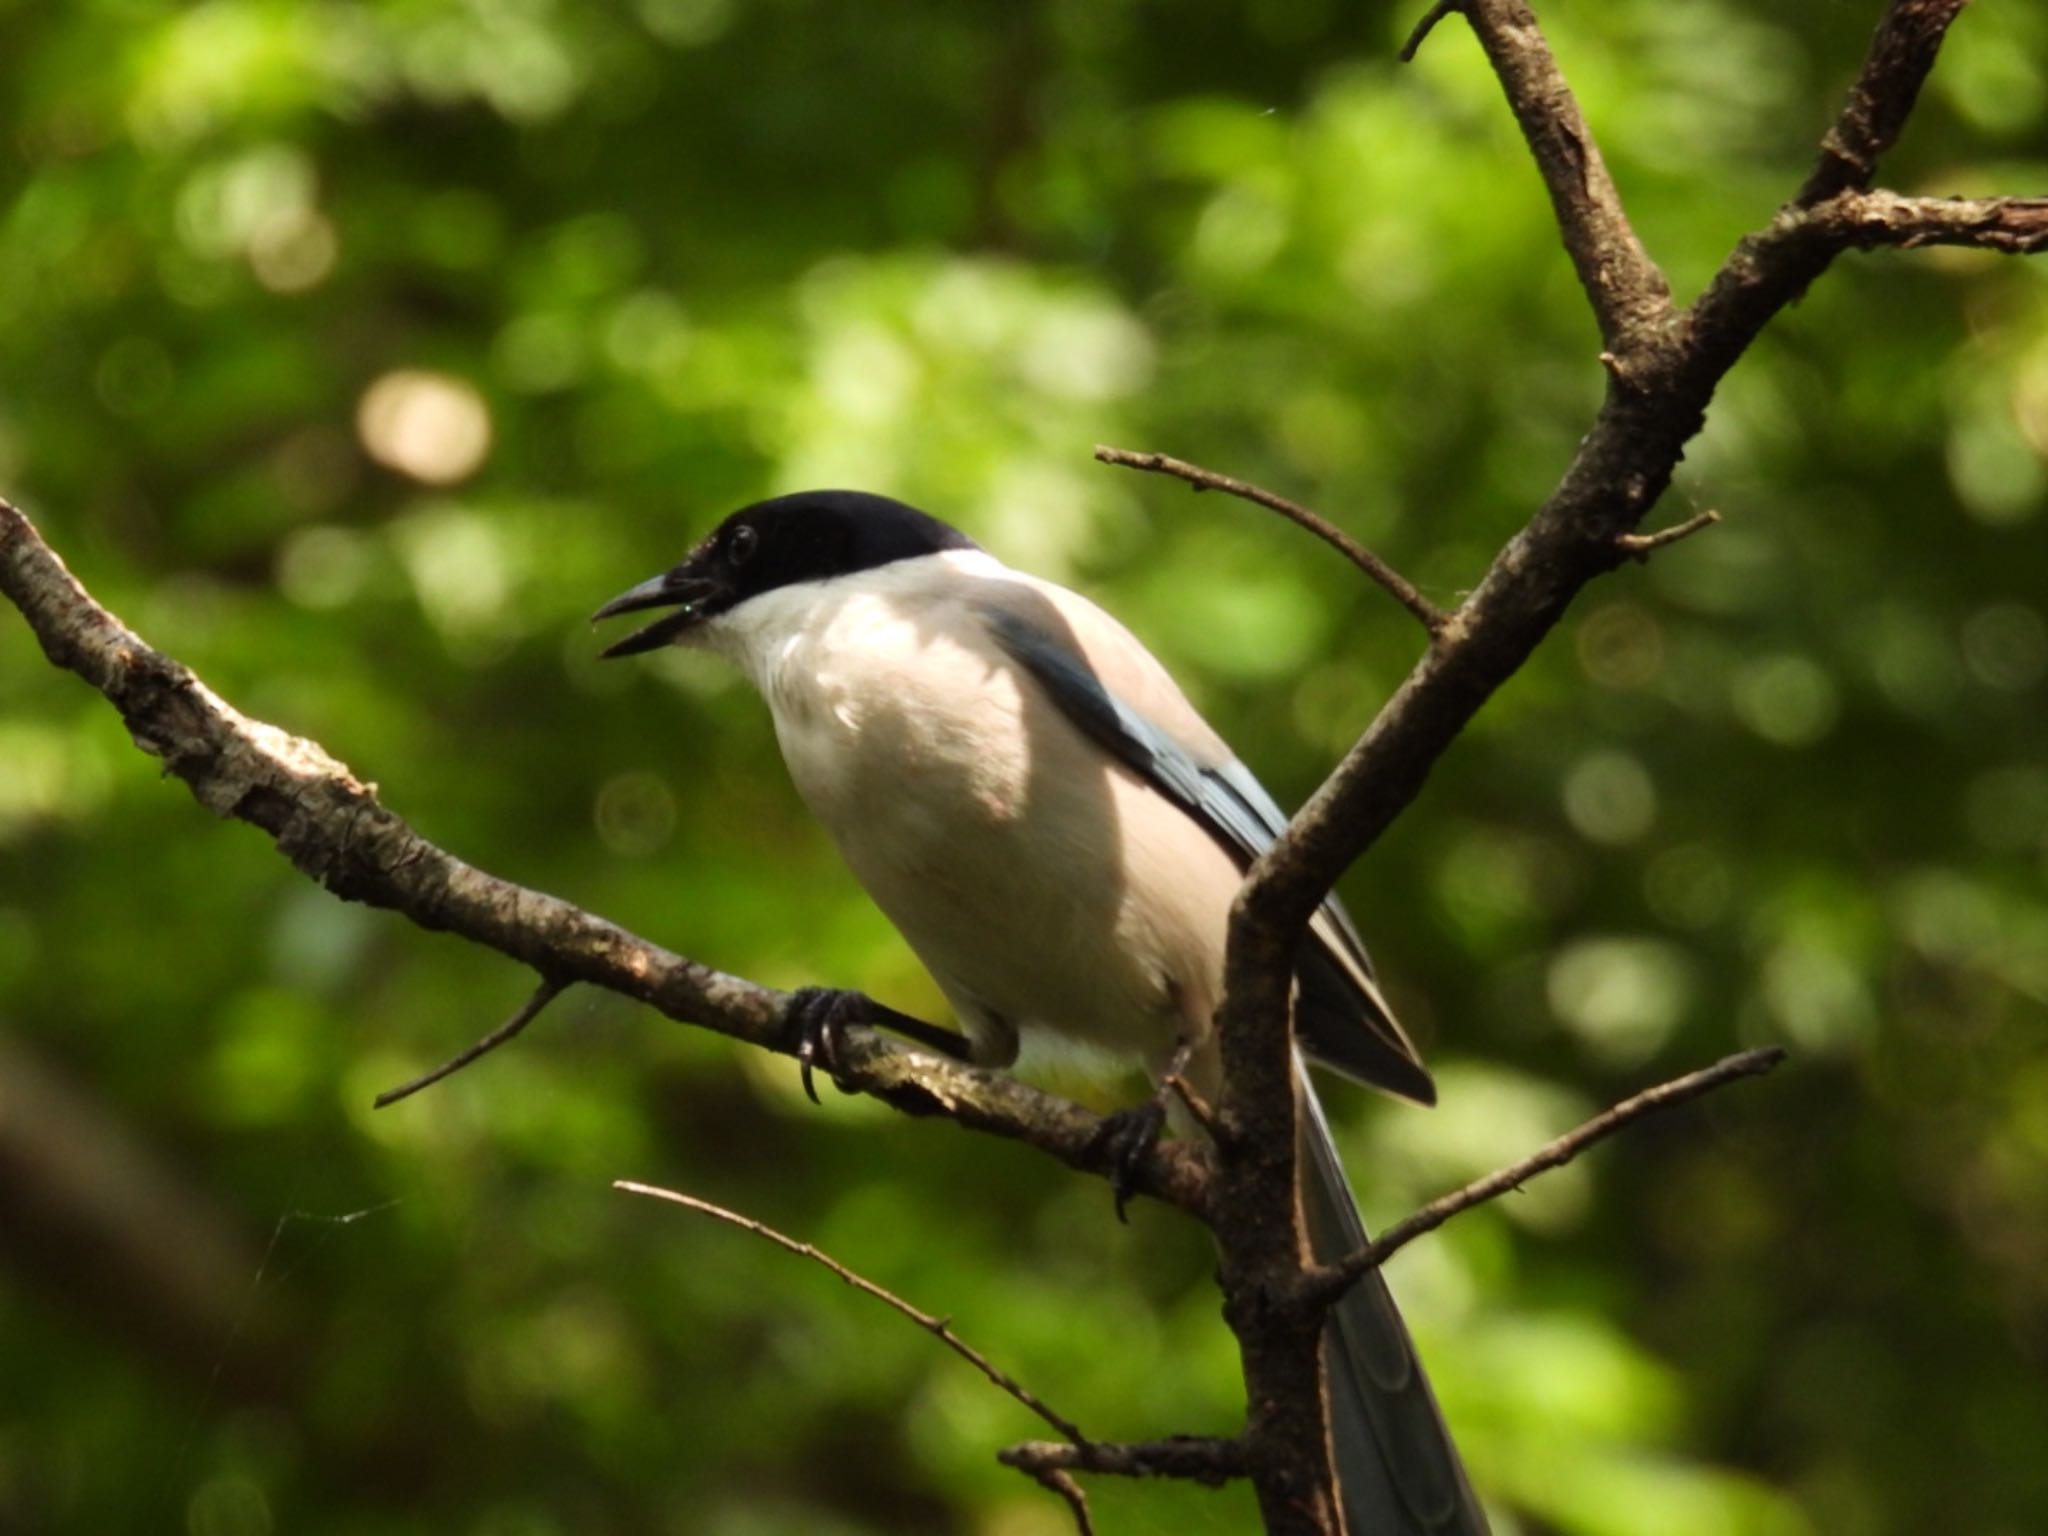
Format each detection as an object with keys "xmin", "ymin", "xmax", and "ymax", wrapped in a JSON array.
[{"xmin": 690, "ymin": 548, "xmax": 1009, "ymax": 704}]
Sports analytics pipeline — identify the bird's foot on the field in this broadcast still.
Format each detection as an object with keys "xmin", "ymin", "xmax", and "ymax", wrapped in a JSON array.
[
  {"xmin": 1090, "ymin": 1036, "xmax": 1201, "ymax": 1221},
  {"xmin": 783, "ymin": 987, "xmax": 871, "ymax": 1105},
  {"xmin": 783, "ymin": 989, "xmax": 975, "ymax": 1103},
  {"xmin": 1089, "ymin": 1097, "xmax": 1168, "ymax": 1224}
]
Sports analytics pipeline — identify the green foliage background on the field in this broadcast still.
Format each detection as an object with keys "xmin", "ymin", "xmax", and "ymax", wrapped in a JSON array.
[{"xmin": 2, "ymin": 2, "xmax": 2045, "ymax": 1533}]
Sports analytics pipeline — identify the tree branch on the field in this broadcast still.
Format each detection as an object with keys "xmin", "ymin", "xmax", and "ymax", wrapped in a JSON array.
[
  {"xmin": 1020, "ymin": 1465, "xmax": 1097, "ymax": 1536},
  {"xmin": 1205, "ymin": 3, "xmax": 2010, "ymax": 1526},
  {"xmin": 0, "ymin": 497, "xmax": 1212, "ymax": 1219},
  {"xmin": 1298, "ymin": 1048, "xmax": 1788, "ymax": 1314},
  {"xmin": 373, "ymin": 975, "xmax": 568, "ymax": 1108},
  {"xmin": 1616, "ymin": 509, "xmax": 1721, "ymax": 560},
  {"xmin": 1397, "ymin": 0, "xmax": 1460, "ymax": 61},
  {"xmin": 614, "ymin": 1179, "xmax": 1249, "ymax": 1530},
  {"xmin": 999, "ymin": 1436, "xmax": 1249, "ymax": 1487},
  {"xmin": 1403, "ymin": 0, "xmax": 1674, "ymax": 354},
  {"xmin": 1239, "ymin": 0, "xmax": 2008, "ymax": 963},
  {"xmin": 1816, "ymin": 190, "xmax": 2048, "ymax": 255},
  {"xmin": 1683, "ymin": 191, "xmax": 2039, "ymax": 387},
  {"xmin": 1093, "ymin": 445, "xmax": 1448, "ymax": 637},
  {"xmin": 614, "ymin": 1181, "xmax": 1088, "ymax": 1444},
  {"xmin": 1800, "ymin": 0, "xmax": 1971, "ymax": 206},
  {"xmin": 1689, "ymin": 0, "xmax": 1977, "ymax": 377}
]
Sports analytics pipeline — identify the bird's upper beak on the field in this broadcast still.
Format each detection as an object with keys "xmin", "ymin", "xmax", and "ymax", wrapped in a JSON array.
[{"xmin": 591, "ymin": 564, "xmax": 726, "ymax": 658}]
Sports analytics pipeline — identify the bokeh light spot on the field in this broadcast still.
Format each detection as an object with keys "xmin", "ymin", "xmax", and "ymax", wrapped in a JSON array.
[
  {"xmin": 391, "ymin": 504, "xmax": 511, "ymax": 641},
  {"xmin": 1964, "ymin": 765, "xmax": 2048, "ymax": 853},
  {"xmin": 276, "ymin": 525, "xmax": 371, "ymax": 610},
  {"xmin": 1761, "ymin": 938, "xmax": 1874, "ymax": 1052},
  {"xmin": 1644, "ymin": 843, "xmax": 1733, "ymax": 930},
  {"xmin": 247, "ymin": 205, "xmax": 336, "ymax": 292},
  {"xmin": 594, "ymin": 771, "xmax": 678, "ymax": 858},
  {"xmin": 1575, "ymin": 601, "xmax": 1666, "ymax": 689},
  {"xmin": 1563, "ymin": 751, "xmax": 1658, "ymax": 845},
  {"xmin": 1547, "ymin": 937, "xmax": 1693, "ymax": 1067},
  {"xmin": 1947, "ymin": 403, "xmax": 2044, "ymax": 527},
  {"xmin": 638, "ymin": 0, "xmax": 735, "ymax": 46},
  {"xmin": 1960, "ymin": 601, "xmax": 2047, "ymax": 692},
  {"xmin": 186, "ymin": 1474, "xmax": 271, "ymax": 1536},
  {"xmin": 1732, "ymin": 653, "xmax": 1839, "ymax": 747},
  {"xmin": 356, "ymin": 369, "xmax": 492, "ymax": 484}
]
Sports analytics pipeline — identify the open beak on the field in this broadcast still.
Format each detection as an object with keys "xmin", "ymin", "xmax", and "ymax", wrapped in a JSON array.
[{"xmin": 591, "ymin": 570, "xmax": 725, "ymax": 658}]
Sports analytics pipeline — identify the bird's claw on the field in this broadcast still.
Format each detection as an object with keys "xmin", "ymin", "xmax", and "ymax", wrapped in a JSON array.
[
  {"xmin": 1090, "ymin": 1098, "xmax": 1168, "ymax": 1223},
  {"xmin": 784, "ymin": 987, "xmax": 868, "ymax": 1105}
]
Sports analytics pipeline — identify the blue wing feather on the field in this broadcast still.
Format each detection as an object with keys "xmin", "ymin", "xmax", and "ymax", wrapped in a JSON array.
[{"xmin": 983, "ymin": 606, "xmax": 1431, "ymax": 1102}]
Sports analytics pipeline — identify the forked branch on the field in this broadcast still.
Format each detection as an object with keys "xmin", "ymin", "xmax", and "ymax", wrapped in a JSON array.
[{"xmin": 1201, "ymin": 1, "xmax": 2005, "ymax": 1529}]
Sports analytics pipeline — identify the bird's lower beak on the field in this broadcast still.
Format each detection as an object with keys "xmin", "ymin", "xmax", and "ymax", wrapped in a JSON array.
[{"xmin": 592, "ymin": 571, "xmax": 724, "ymax": 658}]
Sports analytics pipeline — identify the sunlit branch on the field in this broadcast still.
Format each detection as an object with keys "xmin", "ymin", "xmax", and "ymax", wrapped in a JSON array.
[
  {"xmin": 1819, "ymin": 190, "xmax": 2048, "ymax": 255},
  {"xmin": 1616, "ymin": 509, "xmax": 1721, "ymax": 561}
]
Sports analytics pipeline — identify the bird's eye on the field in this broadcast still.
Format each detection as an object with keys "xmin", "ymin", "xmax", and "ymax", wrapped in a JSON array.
[{"xmin": 727, "ymin": 524, "xmax": 759, "ymax": 566}]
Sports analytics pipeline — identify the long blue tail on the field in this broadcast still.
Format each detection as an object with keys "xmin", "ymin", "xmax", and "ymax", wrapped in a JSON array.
[{"xmin": 1296, "ymin": 1058, "xmax": 1490, "ymax": 1535}]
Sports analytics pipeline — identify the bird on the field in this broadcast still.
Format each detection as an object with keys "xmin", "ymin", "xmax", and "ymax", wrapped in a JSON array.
[{"xmin": 594, "ymin": 489, "xmax": 1489, "ymax": 1535}]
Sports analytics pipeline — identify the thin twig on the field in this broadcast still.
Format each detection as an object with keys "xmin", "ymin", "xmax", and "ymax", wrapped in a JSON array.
[
  {"xmin": 1299, "ymin": 1047, "xmax": 1788, "ymax": 1312},
  {"xmin": 1000, "ymin": 1436, "xmax": 1250, "ymax": 1487},
  {"xmin": 1800, "ymin": 0, "xmax": 1971, "ymax": 206},
  {"xmin": 1093, "ymin": 445, "xmax": 1448, "ymax": 638},
  {"xmin": 1616, "ymin": 509, "xmax": 1721, "ymax": 560},
  {"xmin": 1024, "ymin": 1467, "xmax": 1097, "ymax": 1536},
  {"xmin": 1398, "ymin": 0, "xmax": 1462, "ymax": 60},
  {"xmin": 1402, "ymin": 0, "xmax": 1674, "ymax": 353},
  {"xmin": 374, "ymin": 976, "xmax": 566, "ymax": 1108},
  {"xmin": 1164, "ymin": 1072, "xmax": 1219, "ymax": 1139},
  {"xmin": 613, "ymin": 1180, "xmax": 1088, "ymax": 1445}
]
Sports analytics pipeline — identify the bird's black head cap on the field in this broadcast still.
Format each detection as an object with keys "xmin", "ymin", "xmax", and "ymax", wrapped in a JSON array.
[{"xmin": 593, "ymin": 490, "xmax": 979, "ymax": 656}]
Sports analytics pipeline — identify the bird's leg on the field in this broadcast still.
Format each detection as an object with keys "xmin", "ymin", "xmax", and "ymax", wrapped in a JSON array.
[
  {"xmin": 782, "ymin": 988, "xmax": 972, "ymax": 1104},
  {"xmin": 1090, "ymin": 1035, "xmax": 1199, "ymax": 1223},
  {"xmin": 866, "ymin": 999, "xmax": 976, "ymax": 1060},
  {"xmin": 783, "ymin": 988, "xmax": 859, "ymax": 1104}
]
